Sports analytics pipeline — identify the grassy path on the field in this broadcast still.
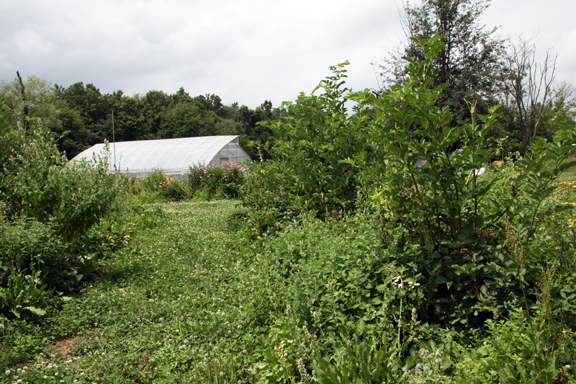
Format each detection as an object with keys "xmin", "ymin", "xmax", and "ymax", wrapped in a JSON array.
[{"xmin": 12, "ymin": 201, "xmax": 274, "ymax": 383}]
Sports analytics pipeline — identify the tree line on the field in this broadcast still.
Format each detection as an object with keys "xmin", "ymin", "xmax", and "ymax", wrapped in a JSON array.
[{"xmin": 0, "ymin": 78, "xmax": 280, "ymax": 160}]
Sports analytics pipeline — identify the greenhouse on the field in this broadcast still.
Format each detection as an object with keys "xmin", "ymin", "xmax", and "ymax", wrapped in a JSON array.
[{"xmin": 71, "ymin": 135, "xmax": 251, "ymax": 176}]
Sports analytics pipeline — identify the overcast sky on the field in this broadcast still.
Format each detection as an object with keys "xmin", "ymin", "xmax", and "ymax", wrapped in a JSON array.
[{"xmin": 1, "ymin": 0, "xmax": 574, "ymax": 108}]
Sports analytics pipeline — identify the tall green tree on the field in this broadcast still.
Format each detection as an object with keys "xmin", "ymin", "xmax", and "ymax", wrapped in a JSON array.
[
  {"xmin": 109, "ymin": 91, "xmax": 146, "ymax": 143},
  {"xmin": 55, "ymin": 82, "xmax": 113, "ymax": 147},
  {"xmin": 234, "ymin": 101, "xmax": 278, "ymax": 159},
  {"xmin": 54, "ymin": 106, "xmax": 90, "ymax": 159},
  {"xmin": 379, "ymin": 0, "xmax": 505, "ymax": 125}
]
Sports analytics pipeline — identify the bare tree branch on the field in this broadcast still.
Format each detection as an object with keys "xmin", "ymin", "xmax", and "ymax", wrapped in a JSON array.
[{"xmin": 502, "ymin": 37, "xmax": 558, "ymax": 152}]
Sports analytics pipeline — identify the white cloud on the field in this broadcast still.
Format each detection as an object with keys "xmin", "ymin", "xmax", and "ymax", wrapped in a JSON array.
[
  {"xmin": 0, "ymin": 0, "xmax": 574, "ymax": 108},
  {"xmin": 482, "ymin": 0, "xmax": 576, "ymax": 87}
]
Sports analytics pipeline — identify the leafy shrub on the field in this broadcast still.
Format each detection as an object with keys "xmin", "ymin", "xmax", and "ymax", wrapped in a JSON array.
[
  {"xmin": 1, "ymin": 120, "xmax": 118, "ymax": 241},
  {"xmin": 161, "ymin": 178, "xmax": 189, "ymax": 201},
  {"xmin": 351, "ymin": 36, "xmax": 576, "ymax": 328},
  {"xmin": 313, "ymin": 337, "xmax": 400, "ymax": 384},
  {"xmin": 252, "ymin": 214, "xmax": 427, "ymax": 381},
  {"xmin": 119, "ymin": 173, "xmax": 163, "ymax": 204},
  {"xmin": 239, "ymin": 162, "xmax": 303, "ymax": 236},
  {"xmin": 187, "ymin": 162, "xmax": 245, "ymax": 200},
  {"xmin": 140, "ymin": 168, "xmax": 167, "ymax": 191},
  {"xmin": 239, "ymin": 35, "xmax": 576, "ymax": 382},
  {"xmin": 0, "ymin": 109, "xmax": 132, "ymax": 319},
  {"xmin": 452, "ymin": 306, "xmax": 572, "ymax": 383},
  {"xmin": 0, "ymin": 220, "xmax": 75, "ymax": 294},
  {"xmin": 538, "ymin": 180, "xmax": 576, "ymax": 273},
  {"xmin": 140, "ymin": 169, "xmax": 191, "ymax": 201},
  {"xmin": 241, "ymin": 62, "xmax": 376, "ymax": 222},
  {"xmin": 262, "ymin": 216, "xmax": 397, "ymax": 335}
]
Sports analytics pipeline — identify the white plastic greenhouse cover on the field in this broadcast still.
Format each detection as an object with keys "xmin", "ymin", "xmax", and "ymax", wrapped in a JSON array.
[{"xmin": 71, "ymin": 135, "xmax": 251, "ymax": 176}]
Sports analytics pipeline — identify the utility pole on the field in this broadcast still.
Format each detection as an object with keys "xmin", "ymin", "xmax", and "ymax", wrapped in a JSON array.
[{"xmin": 112, "ymin": 109, "xmax": 116, "ymax": 173}]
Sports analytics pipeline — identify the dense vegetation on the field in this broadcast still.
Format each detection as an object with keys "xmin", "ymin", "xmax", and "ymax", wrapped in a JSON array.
[
  {"xmin": 1, "ymin": 34, "xmax": 576, "ymax": 383},
  {"xmin": 2, "ymin": 0, "xmax": 576, "ymax": 380},
  {"xmin": 235, "ymin": 36, "xmax": 576, "ymax": 382}
]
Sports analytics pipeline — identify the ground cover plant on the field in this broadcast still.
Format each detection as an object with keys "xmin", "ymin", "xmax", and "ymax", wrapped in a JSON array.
[
  {"xmin": 1, "ymin": 201, "xmax": 281, "ymax": 383},
  {"xmin": 1, "ymin": 196, "xmax": 573, "ymax": 382}
]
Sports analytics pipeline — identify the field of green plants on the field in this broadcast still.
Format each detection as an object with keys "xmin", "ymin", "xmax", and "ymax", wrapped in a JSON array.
[{"xmin": 2, "ymin": 36, "xmax": 576, "ymax": 383}]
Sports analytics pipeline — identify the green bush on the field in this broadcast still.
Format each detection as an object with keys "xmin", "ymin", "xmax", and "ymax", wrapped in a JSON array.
[
  {"xmin": 140, "ymin": 168, "xmax": 168, "ymax": 191},
  {"xmin": 0, "ymin": 220, "xmax": 73, "ymax": 294},
  {"xmin": 1, "ymin": 119, "xmax": 118, "ymax": 241},
  {"xmin": 240, "ymin": 161, "xmax": 303, "ymax": 229},
  {"xmin": 241, "ymin": 61, "xmax": 378, "ymax": 224},
  {"xmin": 349, "ymin": 36, "xmax": 575, "ymax": 328},
  {"xmin": 262, "ymin": 216, "xmax": 394, "ymax": 336},
  {"xmin": 452, "ymin": 306, "xmax": 572, "ymax": 383},
  {"xmin": 139, "ymin": 169, "xmax": 191, "ymax": 201},
  {"xmin": 0, "ymin": 109, "xmax": 131, "ymax": 319}
]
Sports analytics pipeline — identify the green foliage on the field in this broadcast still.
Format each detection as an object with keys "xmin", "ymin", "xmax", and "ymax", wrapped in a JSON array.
[
  {"xmin": 1, "ymin": 118, "xmax": 117, "ymax": 241},
  {"xmin": 238, "ymin": 35, "xmax": 576, "ymax": 381},
  {"xmin": 2, "ymin": 199, "xmax": 576, "ymax": 382},
  {"xmin": 553, "ymin": 271, "xmax": 576, "ymax": 332},
  {"xmin": 1, "ymin": 201, "xmax": 273, "ymax": 382},
  {"xmin": 0, "ymin": 220, "xmax": 72, "ymax": 297},
  {"xmin": 244, "ymin": 62, "xmax": 370, "ymax": 221},
  {"xmin": 313, "ymin": 337, "xmax": 400, "ymax": 383},
  {"xmin": 355, "ymin": 36, "xmax": 576, "ymax": 327},
  {"xmin": 453, "ymin": 307, "xmax": 571, "ymax": 383},
  {"xmin": 400, "ymin": 341, "xmax": 454, "ymax": 383},
  {"xmin": 0, "ymin": 76, "xmax": 62, "ymax": 132},
  {"xmin": 260, "ymin": 216, "xmax": 392, "ymax": 335},
  {"xmin": 0, "ymin": 104, "xmax": 136, "ymax": 320},
  {"xmin": 139, "ymin": 169, "xmax": 191, "ymax": 201},
  {"xmin": 0, "ymin": 265, "xmax": 52, "ymax": 320},
  {"xmin": 0, "ymin": 319, "xmax": 47, "ymax": 371},
  {"xmin": 140, "ymin": 168, "xmax": 168, "ymax": 191},
  {"xmin": 239, "ymin": 161, "xmax": 302, "ymax": 235}
]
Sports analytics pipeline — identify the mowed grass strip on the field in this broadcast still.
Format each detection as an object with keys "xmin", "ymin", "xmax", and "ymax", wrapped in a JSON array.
[{"xmin": 15, "ymin": 201, "xmax": 275, "ymax": 383}]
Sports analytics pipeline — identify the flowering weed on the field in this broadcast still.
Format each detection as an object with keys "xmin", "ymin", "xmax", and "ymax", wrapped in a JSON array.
[{"xmin": 187, "ymin": 162, "xmax": 245, "ymax": 200}]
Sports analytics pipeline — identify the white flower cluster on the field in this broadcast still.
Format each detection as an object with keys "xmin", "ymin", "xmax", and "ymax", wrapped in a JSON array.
[{"xmin": 391, "ymin": 276, "xmax": 420, "ymax": 289}]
